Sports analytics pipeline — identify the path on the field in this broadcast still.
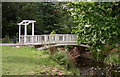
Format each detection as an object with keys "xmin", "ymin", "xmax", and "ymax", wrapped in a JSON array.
[{"xmin": 0, "ymin": 43, "xmax": 24, "ymax": 46}]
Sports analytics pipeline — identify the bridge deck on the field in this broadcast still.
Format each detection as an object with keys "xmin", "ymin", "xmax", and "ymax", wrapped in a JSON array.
[
  {"xmin": 1, "ymin": 34, "xmax": 89, "ymax": 50},
  {"xmin": 37, "ymin": 44, "xmax": 89, "ymax": 50}
]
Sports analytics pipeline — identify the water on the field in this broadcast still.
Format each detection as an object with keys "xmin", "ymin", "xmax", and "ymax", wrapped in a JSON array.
[{"xmin": 77, "ymin": 57, "xmax": 120, "ymax": 76}]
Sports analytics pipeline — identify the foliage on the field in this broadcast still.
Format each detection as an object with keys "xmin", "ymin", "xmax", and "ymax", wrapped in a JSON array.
[
  {"xmin": 2, "ymin": 35, "xmax": 12, "ymax": 43},
  {"xmin": 91, "ymin": 50, "xmax": 105, "ymax": 61},
  {"xmin": 52, "ymin": 51, "xmax": 69, "ymax": 66},
  {"xmin": 104, "ymin": 53, "xmax": 120, "ymax": 66},
  {"xmin": 51, "ymin": 50, "xmax": 80, "ymax": 75},
  {"xmin": 2, "ymin": 2, "xmax": 73, "ymax": 38},
  {"xmin": 2, "ymin": 2, "xmax": 37, "ymax": 37},
  {"xmin": 103, "ymin": 46, "xmax": 120, "ymax": 65},
  {"xmin": 66, "ymin": 2, "xmax": 120, "ymax": 61},
  {"xmin": 50, "ymin": 30, "xmax": 56, "ymax": 34}
]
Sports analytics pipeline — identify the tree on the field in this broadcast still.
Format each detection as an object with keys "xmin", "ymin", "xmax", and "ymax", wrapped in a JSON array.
[
  {"xmin": 36, "ymin": 2, "xmax": 72, "ymax": 34},
  {"xmin": 67, "ymin": 2, "xmax": 120, "ymax": 60},
  {"xmin": 2, "ymin": 2, "xmax": 73, "ymax": 38},
  {"xmin": 2, "ymin": 2, "xmax": 37, "ymax": 37},
  {"xmin": 35, "ymin": 2, "xmax": 61, "ymax": 34},
  {"xmin": 2, "ymin": 2, "xmax": 18, "ymax": 38}
]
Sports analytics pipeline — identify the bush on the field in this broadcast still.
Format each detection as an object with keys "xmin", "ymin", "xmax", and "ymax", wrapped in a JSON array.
[
  {"xmin": 104, "ymin": 53, "xmax": 120, "ymax": 66},
  {"xmin": 50, "ymin": 30, "xmax": 56, "ymax": 34},
  {"xmin": 52, "ymin": 51, "xmax": 69, "ymax": 66},
  {"xmin": 51, "ymin": 50, "xmax": 80, "ymax": 75},
  {"xmin": 91, "ymin": 50, "xmax": 105, "ymax": 61},
  {"xmin": 2, "ymin": 35, "xmax": 12, "ymax": 43}
]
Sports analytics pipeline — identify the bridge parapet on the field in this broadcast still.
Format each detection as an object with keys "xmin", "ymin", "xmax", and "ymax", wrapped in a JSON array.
[{"xmin": 19, "ymin": 34, "xmax": 77, "ymax": 45}]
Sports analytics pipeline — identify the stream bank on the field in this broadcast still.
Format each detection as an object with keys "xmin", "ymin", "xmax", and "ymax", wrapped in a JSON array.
[
  {"xmin": 69, "ymin": 46, "xmax": 120, "ymax": 76},
  {"xmin": 77, "ymin": 56, "xmax": 120, "ymax": 76}
]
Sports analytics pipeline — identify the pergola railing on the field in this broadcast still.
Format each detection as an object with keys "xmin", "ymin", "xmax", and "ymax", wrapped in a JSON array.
[{"xmin": 19, "ymin": 34, "xmax": 77, "ymax": 44}]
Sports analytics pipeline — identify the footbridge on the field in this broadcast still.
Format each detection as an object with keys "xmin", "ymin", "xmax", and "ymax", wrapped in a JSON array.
[
  {"xmin": 19, "ymin": 34, "xmax": 77, "ymax": 45},
  {"xmin": 17, "ymin": 20, "xmax": 89, "ymax": 48}
]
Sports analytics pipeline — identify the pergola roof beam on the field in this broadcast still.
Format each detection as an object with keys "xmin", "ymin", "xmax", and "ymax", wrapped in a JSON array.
[{"xmin": 17, "ymin": 20, "xmax": 36, "ymax": 25}]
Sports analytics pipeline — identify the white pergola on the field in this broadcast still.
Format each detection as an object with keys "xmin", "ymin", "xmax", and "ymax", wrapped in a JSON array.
[{"xmin": 17, "ymin": 20, "xmax": 36, "ymax": 43}]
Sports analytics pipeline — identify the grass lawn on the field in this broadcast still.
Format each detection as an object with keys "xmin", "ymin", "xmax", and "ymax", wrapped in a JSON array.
[{"xmin": 2, "ymin": 46, "xmax": 74, "ymax": 75}]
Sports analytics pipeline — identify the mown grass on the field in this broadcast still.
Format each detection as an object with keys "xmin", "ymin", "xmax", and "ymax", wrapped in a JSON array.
[{"xmin": 2, "ymin": 46, "xmax": 76, "ymax": 75}]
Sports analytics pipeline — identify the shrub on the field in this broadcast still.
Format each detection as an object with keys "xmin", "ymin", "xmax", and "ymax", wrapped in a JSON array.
[
  {"xmin": 104, "ymin": 53, "xmax": 120, "ymax": 66},
  {"xmin": 52, "ymin": 51, "xmax": 69, "ymax": 66},
  {"xmin": 50, "ymin": 30, "xmax": 56, "ymax": 34},
  {"xmin": 91, "ymin": 50, "xmax": 105, "ymax": 61},
  {"xmin": 51, "ymin": 50, "xmax": 80, "ymax": 75},
  {"xmin": 102, "ymin": 44, "xmax": 119, "ymax": 56},
  {"xmin": 2, "ymin": 35, "xmax": 12, "ymax": 43}
]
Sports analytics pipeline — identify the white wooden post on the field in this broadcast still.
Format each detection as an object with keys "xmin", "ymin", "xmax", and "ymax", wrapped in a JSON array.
[
  {"xmin": 63, "ymin": 35, "xmax": 65, "ymax": 42},
  {"xmin": 71, "ymin": 35, "xmax": 73, "ymax": 41},
  {"xmin": 45, "ymin": 35, "xmax": 48, "ymax": 43},
  {"xmin": 55, "ymin": 34, "xmax": 57, "ymax": 43},
  {"xmin": 35, "ymin": 36, "xmax": 37, "ymax": 43},
  {"xmin": 67, "ymin": 34, "xmax": 69, "ymax": 42},
  {"xmin": 69, "ymin": 35, "xmax": 72, "ymax": 41},
  {"xmin": 24, "ymin": 22, "xmax": 27, "ymax": 43},
  {"xmin": 32, "ymin": 22, "xmax": 34, "ymax": 43},
  {"xmin": 19, "ymin": 25, "xmax": 21, "ymax": 43},
  {"xmin": 49, "ymin": 35, "xmax": 51, "ymax": 43}
]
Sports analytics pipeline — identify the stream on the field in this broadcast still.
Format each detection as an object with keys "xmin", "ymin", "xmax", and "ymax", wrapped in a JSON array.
[{"xmin": 77, "ymin": 57, "xmax": 120, "ymax": 76}]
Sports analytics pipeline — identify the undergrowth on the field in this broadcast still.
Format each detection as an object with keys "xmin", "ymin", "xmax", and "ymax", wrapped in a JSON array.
[{"xmin": 50, "ymin": 49, "xmax": 80, "ymax": 75}]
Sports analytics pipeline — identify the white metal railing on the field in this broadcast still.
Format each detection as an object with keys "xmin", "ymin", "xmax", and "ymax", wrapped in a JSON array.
[{"xmin": 19, "ymin": 34, "xmax": 77, "ymax": 44}]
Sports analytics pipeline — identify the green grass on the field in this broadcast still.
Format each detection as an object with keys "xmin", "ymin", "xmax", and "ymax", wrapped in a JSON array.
[{"xmin": 2, "ymin": 46, "xmax": 75, "ymax": 75}]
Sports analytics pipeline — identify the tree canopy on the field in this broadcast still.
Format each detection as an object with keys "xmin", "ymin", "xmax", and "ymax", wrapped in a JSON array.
[
  {"xmin": 65, "ymin": 2, "xmax": 120, "ymax": 61},
  {"xmin": 2, "ymin": 2, "xmax": 73, "ymax": 38},
  {"xmin": 66, "ymin": 2, "xmax": 120, "ymax": 49}
]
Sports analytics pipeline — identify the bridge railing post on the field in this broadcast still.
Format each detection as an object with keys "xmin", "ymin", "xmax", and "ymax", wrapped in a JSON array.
[
  {"xmin": 49, "ymin": 35, "xmax": 52, "ymax": 43},
  {"xmin": 44, "ymin": 35, "xmax": 48, "ymax": 44},
  {"xmin": 55, "ymin": 34, "xmax": 58, "ymax": 43},
  {"xmin": 67, "ymin": 34, "xmax": 69, "ymax": 42},
  {"xmin": 31, "ymin": 35, "xmax": 34, "ymax": 43},
  {"xmin": 35, "ymin": 35, "xmax": 38, "ymax": 43},
  {"xmin": 36, "ymin": 35, "xmax": 39, "ymax": 43},
  {"xmin": 70, "ymin": 35, "xmax": 71, "ymax": 42},
  {"xmin": 37, "ymin": 35, "xmax": 39, "ymax": 43},
  {"xmin": 39, "ymin": 35, "xmax": 42, "ymax": 44},
  {"xmin": 20, "ymin": 35, "xmax": 24, "ymax": 44},
  {"xmin": 63, "ymin": 35, "xmax": 65, "ymax": 42}
]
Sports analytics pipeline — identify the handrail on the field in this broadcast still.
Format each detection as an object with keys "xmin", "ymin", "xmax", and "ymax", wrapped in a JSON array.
[{"xmin": 19, "ymin": 34, "xmax": 77, "ymax": 44}]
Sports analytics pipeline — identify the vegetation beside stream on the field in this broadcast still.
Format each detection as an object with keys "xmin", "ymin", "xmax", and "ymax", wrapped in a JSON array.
[
  {"xmin": 103, "ymin": 45, "xmax": 120, "ymax": 66},
  {"xmin": 90, "ymin": 45, "xmax": 120, "ymax": 66}
]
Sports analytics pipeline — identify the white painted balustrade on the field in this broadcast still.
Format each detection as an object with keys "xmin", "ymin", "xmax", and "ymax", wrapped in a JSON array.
[
  {"xmin": 17, "ymin": 20, "xmax": 77, "ymax": 45},
  {"xmin": 19, "ymin": 34, "xmax": 77, "ymax": 45}
]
